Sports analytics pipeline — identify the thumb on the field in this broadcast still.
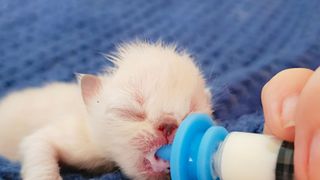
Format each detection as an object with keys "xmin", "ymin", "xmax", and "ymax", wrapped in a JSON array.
[{"xmin": 261, "ymin": 68, "xmax": 313, "ymax": 141}]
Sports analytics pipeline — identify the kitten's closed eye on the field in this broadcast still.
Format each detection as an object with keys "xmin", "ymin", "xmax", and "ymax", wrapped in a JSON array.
[{"xmin": 111, "ymin": 107, "xmax": 146, "ymax": 121}]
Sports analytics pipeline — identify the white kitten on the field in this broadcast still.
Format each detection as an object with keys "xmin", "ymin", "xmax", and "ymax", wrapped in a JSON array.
[{"xmin": 0, "ymin": 42, "xmax": 212, "ymax": 180}]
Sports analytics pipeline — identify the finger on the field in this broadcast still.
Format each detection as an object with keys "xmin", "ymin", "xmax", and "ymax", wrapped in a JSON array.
[
  {"xmin": 294, "ymin": 67, "xmax": 320, "ymax": 180},
  {"xmin": 263, "ymin": 123, "xmax": 271, "ymax": 134},
  {"xmin": 261, "ymin": 68, "xmax": 313, "ymax": 141}
]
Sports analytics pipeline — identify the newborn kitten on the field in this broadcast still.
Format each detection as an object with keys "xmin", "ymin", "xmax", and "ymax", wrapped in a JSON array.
[{"xmin": 0, "ymin": 42, "xmax": 212, "ymax": 180}]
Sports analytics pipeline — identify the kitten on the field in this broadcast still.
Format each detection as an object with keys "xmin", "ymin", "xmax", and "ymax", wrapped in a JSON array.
[{"xmin": 0, "ymin": 42, "xmax": 212, "ymax": 180}]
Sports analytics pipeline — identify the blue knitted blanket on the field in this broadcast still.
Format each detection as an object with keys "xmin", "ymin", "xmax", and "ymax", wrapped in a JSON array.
[{"xmin": 0, "ymin": 0, "xmax": 320, "ymax": 179}]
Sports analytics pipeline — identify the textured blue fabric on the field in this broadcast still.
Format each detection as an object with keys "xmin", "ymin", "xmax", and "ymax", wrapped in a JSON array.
[{"xmin": 0, "ymin": 0, "xmax": 320, "ymax": 179}]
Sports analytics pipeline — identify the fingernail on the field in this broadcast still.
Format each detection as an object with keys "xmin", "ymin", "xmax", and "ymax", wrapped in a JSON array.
[{"xmin": 281, "ymin": 95, "xmax": 298, "ymax": 128}]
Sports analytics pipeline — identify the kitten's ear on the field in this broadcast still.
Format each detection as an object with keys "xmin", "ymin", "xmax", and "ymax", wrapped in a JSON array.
[{"xmin": 77, "ymin": 74, "xmax": 102, "ymax": 105}]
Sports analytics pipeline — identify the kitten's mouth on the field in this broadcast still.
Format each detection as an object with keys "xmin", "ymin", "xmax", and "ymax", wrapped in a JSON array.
[
  {"xmin": 139, "ymin": 145, "xmax": 170, "ymax": 176},
  {"xmin": 145, "ymin": 148, "xmax": 170, "ymax": 173},
  {"xmin": 132, "ymin": 133, "xmax": 172, "ymax": 175}
]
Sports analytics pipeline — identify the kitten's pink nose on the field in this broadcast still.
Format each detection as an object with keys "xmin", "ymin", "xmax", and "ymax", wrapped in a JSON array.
[{"xmin": 157, "ymin": 123, "xmax": 178, "ymax": 139}]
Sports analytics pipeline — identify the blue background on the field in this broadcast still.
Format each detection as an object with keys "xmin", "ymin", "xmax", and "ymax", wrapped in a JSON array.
[{"xmin": 0, "ymin": 0, "xmax": 319, "ymax": 179}]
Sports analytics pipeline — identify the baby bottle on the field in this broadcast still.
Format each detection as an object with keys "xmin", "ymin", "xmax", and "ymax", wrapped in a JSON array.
[{"xmin": 156, "ymin": 113, "xmax": 294, "ymax": 180}]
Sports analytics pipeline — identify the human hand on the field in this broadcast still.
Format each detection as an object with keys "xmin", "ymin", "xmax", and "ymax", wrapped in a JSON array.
[{"xmin": 261, "ymin": 68, "xmax": 320, "ymax": 180}]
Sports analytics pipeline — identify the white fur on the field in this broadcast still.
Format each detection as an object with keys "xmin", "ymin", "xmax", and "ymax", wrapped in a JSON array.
[{"xmin": 0, "ymin": 42, "xmax": 212, "ymax": 180}]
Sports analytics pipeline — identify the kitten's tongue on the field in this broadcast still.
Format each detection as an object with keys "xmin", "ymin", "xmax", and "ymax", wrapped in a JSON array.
[{"xmin": 155, "ymin": 144, "xmax": 172, "ymax": 161}]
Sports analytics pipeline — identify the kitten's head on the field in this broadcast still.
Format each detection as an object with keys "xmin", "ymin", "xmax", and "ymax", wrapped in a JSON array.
[{"xmin": 79, "ymin": 42, "xmax": 212, "ymax": 180}]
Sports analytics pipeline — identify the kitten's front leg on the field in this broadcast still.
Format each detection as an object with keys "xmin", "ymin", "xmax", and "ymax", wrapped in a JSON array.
[{"xmin": 20, "ymin": 127, "xmax": 62, "ymax": 180}]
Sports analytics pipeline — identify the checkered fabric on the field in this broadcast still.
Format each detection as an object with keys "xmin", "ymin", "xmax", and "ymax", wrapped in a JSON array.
[{"xmin": 276, "ymin": 141, "xmax": 294, "ymax": 180}]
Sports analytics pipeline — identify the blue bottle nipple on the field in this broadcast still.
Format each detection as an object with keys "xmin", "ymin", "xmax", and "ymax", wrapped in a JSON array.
[{"xmin": 156, "ymin": 144, "xmax": 171, "ymax": 161}]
